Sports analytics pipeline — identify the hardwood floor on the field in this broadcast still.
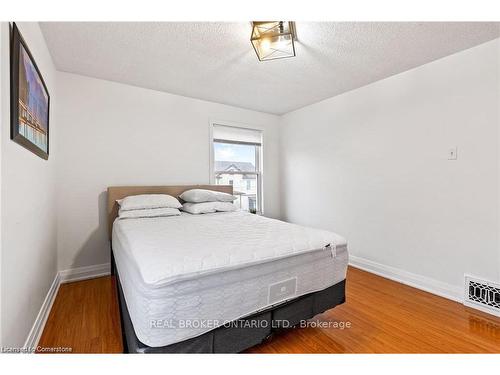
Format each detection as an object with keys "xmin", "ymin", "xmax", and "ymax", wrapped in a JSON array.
[
  {"xmin": 38, "ymin": 276, "xmax": 123, "ymax": 353},
  {"xmin": 37, "ymin": 267, "xmax": 500, "ymax": 353}
]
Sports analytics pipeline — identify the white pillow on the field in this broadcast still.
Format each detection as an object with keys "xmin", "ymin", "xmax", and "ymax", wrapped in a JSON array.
[
  {"xmin": 117, "ymin": 194, "xmax": 182, "ymax": 211},
  {"xmin": 179, "ymin": 189, "xmax": 236, "ymax": 203},
  {"xmin": 181, "ymin": 202, "xmax": 237, "ymax": 214},
  {"xmin": 118, "ymin": 207, "xmax": 181, "ymax": 219}
]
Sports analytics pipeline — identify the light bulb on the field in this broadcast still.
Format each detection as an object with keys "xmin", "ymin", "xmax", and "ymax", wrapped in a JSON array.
[{"xmin": 260, "ymin": 38, "xmax": 271, "ymax": 51}]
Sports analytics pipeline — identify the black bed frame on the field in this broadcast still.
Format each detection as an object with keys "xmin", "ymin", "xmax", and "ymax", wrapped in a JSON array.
[{"xmin": 111, "ymin": 248, "xmax": 346, "ymax": 353}]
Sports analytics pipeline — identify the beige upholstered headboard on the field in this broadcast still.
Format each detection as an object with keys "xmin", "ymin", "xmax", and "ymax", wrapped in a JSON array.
[{"xmin": 107, "ymin": 185, "xmax": 233, "ymax": 239}]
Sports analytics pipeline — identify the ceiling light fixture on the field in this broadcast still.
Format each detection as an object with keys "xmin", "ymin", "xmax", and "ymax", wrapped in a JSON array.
[{"xmin": 251, "ymin": 21, "xmax": 296, "ymax": 61}]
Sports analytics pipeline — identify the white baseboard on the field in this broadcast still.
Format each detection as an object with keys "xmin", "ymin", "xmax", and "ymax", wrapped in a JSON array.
[
  {"xmin": 349, "ymin": 255, "xmax": 463, "ymax": 303},
  {"xmin": 59, "ymin": 263, "xmax": 111, "ymax": 283},
  {"xmin": 24, "ymin": 263, "xmax": 111, "ymax": 349},
  {"xmin": 24, "ymin": 272, "xmax": 61, "ymax": 350}
]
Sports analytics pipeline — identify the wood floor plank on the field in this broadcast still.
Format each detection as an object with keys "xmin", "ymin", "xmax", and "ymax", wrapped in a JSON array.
[
  {"xmin": 37, "ymin": 267, "xmax": 500, "ymax": 353},
  {"xmin": 37, "ymin": 277, "xmax": 123, "ymax": 353}
]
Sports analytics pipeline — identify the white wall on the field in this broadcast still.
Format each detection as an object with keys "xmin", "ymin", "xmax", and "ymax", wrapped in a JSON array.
[
  {"xmin": 497, "ymin": 39, "xmax": 500, "ymax": 297},
  {"xmin": 0, "ymin": 21, "xmax": 3, "ymax": 348},
  {"xmin": 55, "ymin": 73, "xmax": 281, "ymax": 271},
  {"xmin": 280, "ymin": 39, "xmax": 500, "ymax": 297},
  {"xmin": 0, "ymin": 22, "xmax": 58, "ymax": 347}
]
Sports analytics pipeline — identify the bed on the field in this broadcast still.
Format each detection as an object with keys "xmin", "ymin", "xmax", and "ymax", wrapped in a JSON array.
[{"xmin": 108, "ymin": 185, "xmax": 348, "ymax": 353}]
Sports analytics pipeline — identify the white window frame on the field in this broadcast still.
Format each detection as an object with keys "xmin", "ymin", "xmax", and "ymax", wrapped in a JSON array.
[{"xmin": 209, "ymin": 120, "xmax": 264, "ymax": 214}]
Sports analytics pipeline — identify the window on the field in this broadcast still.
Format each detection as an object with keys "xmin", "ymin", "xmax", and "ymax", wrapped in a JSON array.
[{"xmin": 211, "ymin": 123, "xmax": 263, "ymax": 213}]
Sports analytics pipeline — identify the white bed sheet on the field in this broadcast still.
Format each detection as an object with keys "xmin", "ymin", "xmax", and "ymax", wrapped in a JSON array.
[{"xmin": 112, "ymin": 212, "xmax": 348, "ymax": 347}]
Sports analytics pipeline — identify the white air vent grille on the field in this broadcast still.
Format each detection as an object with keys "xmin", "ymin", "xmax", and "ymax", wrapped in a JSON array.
[{"xmin": 464, "ymin": 275, "xmax": 500, "ymax": 317}]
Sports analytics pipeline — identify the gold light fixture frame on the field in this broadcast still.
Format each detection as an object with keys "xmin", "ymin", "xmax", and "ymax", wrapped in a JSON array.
[{"xmin": 251, "ymin": 21, "xmax": 297, "ymax": 61}]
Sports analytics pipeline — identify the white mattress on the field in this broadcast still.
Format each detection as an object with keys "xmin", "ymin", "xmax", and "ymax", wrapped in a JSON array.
[{"xmin": 112, "ymin": 212, "xmax": 348, "ymax": 347}]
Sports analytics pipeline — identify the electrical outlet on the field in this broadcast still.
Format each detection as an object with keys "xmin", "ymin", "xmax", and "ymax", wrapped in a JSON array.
[{"xmin": 448, "ymin": 147, "xmax": 458, "ymax": 160}]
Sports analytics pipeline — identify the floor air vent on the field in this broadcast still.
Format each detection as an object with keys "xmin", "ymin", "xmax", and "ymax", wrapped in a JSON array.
[{"xmin": 464, "ymin": 275, "xmax": 500, "ymax": 317}]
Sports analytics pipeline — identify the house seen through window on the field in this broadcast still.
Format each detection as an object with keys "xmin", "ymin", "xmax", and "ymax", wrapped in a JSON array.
[{"xmin": 212, "ymin": 124, "xmax": 262, "ymax": 213}]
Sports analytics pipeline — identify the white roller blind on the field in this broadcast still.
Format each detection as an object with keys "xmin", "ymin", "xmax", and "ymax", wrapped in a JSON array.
[{"xmin": 213, "ymin": 124, "xmax": 262, "ymax": 146}]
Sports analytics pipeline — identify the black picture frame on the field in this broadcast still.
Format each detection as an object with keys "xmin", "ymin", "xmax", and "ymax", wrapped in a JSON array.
[{"xmin": 10, "ymin": 22, "xmax": 50, "ymax": 160}]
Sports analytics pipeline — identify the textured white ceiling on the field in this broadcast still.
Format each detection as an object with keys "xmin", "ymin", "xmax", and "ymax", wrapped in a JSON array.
[{"xmin": 40, "ymin": 22, "xmax": 500, "ymax": 115}]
